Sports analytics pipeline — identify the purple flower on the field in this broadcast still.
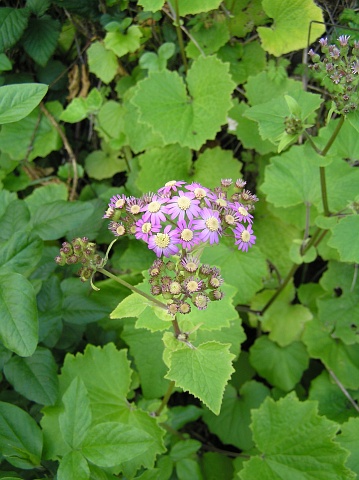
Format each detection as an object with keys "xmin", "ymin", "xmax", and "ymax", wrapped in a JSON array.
[
  {"xmin": 148, "ymin": 225, "xmax": 179, "ymax": 257},
  {"xmin": 185, "ymin": 182, "xmax": 216, "ymax": 206},
  {"xmin": 180, "ymin": 254, "xmax": 200, "ymax": 273},
  {"xmin": 109, "ymin": 222, "xmax": 126, "ymax": 237},
  {"xmin": 329, "ymin": 46, "xmax": 341, "ymax": 60},
  {"xmin": 135, "ymin": 218, "xmax": 160, "ymax": 243},
  {"xmin": 183, "ymin": 276, "xmax": 203, "ymax": 294},
  {"xmin": 158, "ymin": 180, "xmax": 186, "ymax": 196},
  {"xmin": 228, "ymin": 202, "xmax": 253, "ymax": 224},
  {"xmin": 193, "ymin": 208, "xmax": 222, "ymax": 244},
  {"xmin": 174, "ymin": 219, "xmax": 200, "ymax": 251},
  {"xmin": 352, "ymin": 60, "xmax": 359, "ymax": 74},
  {"xmin": 126, "ymin": 196, "xmax": 144, "ymax": 216},
  {"xmin": 234, "ymin": 224, "xmax": 256, "ymax": 252},
  {"xmin": 141, "ymin": 194, "xmax": 168, "ymax": 225},
  {"xmin": 319, "ymin": 37, "xmax": 328, "ymax": 47},
  {"xmin": 338, "ymin": 34, "xmax": 350, "ymax": 47},
  {"xmin": 330, "ymin": 72, "xmax": 342, "ymax": 84},
  {"xmin": 166, "ymin": 191, "xmax": 201, "ymax": 221}
]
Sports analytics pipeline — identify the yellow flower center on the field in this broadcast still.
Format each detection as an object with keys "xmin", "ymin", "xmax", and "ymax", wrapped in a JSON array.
[
  {"xmin": 165, "ymin": 180, "xmax": 177, "ymax": 187},
  {"xmin": 205, "ymin": 216, "xmax": 220, "ymax": 232},
  {"xmin": 186, "ymin": 261, "xmax": 198, "ymax": 272},
  {"xmin": 177, "ymin": 196, "xmax": 191, "ymax": 210},
  {"xmin": 148, "ymin": 201, "xmax": 161, "ymax": 213},
  {"xmin": 225, "ymin": 214, "xmax": 235, "ymax": 225},
  {"xmin": 155, "ymin": 233, "xmax": 170, "ymax": 248},
  {"xmin": 180, "ymin": 303, "xmax": 191, "ymax": 314},
  {"xmin": 130, "ymin": 225, "xmax": 137, "ymax": 234},
  {"xmin": 187, "ymin": 280, "xmax": 199, "ymax": 293},
  {"xmin": 141, "ymin": 222, "xmax": 152, "ymax": 234},
  {"xmin": 241, "ymin": 230, "xmax": 251, "ymax": 242},
  {"xmin": 216, "ymin": 198, "xmax": 227, "ymax": 207},
  {"xmin": 116, "ymin": 225, "xmax": 125, "ymax": 236},
  {"xmin": 181, "ymin": 228, "xmax": 193, "ymax": 241},
  {"xmin": 237, "ymin": 206, "xmax": 248, "ymax": 216},
  {"xmin": 170, "ymin": 282, "xmax": 182, "ymax": 294},
  {"xmin": 194, "ymin": 187, "xmax": 206, "ymax": 199},
  {"xmin": 130, "ymin": 205, "xmax": 141, "ymax": 214},
  {"xmin": 115, "ymin": 199, "xmax": 125, "ymax": 208}
]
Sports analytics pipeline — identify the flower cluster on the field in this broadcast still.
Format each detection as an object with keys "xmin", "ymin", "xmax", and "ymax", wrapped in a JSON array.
[
  {"xmin": 148, "ymin": 255, "xmax": 225, "ymax": 315},
  {"xmin": 308, "ymin": 35, "xmax": 359, "ymax": 114},
  {"xmin": 103, "ymin": 179, "xmax": 257, "ymax": 256},
  {"xmin": 55, "ymin": 237, "xmax": 103, "ymax": 282}
]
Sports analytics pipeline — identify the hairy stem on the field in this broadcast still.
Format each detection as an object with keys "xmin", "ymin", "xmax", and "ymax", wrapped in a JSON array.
[
  {"xmin": 328, "ymin": 369, "xmax": 359, "ymax": 413},
  {"xmin": 97, "ymin": 267, "xmax": 168, "ymax": 310},
  {"xmin": 170, "ymin": 0, "xmax": 188, "ymax": 72},
  {"xmin": 155, "ymin": 380, "xmax": 176, "ymax": 416}
]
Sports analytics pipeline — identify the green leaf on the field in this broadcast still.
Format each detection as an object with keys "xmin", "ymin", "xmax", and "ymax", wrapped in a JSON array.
[
  {"xmin": 60, "ymin": 89, "xmax": 103, "ymax": 123},
  {"xmin": 0, "ymin": 101, "xmax": 62, "ymax": 161},
  {"xmin": 138, "ymin": 0, "xmax": 164, "ymax": 12},
  {"xmin": 249, "ymin": 337, "xmax": 309, "ymax": 391},
  {"xmin": 0, "ymin": 199, "xmax": 31, "ymax": 241},
  {"xmin": 82, "ymin": 422, "xmax": 152, "ymax": 467},
  {"xmin": 0, "ymin": 52, "xmax": 12, "ymax": 71},
  {"xmin": 201, "ymin": 452, "xmax": 234, "ymax": 480},
  {"xmin": 26, "ymin": 0, "xmax": 51, "ymax": 17},
  {"xmin": 303, "ymin": 315, "xmax": 359, "ymax": 390},
  {"xmin": 257, "ymin": 0, "xmax": 325, "ymax": 56},
  {"xmin": 240, "ymin": 393, "xmax": 354, "ymax": 480},
  {"xmin": 327, "ymin": 215, "xmax": 359, "ymax": 263},
  {"xmin": 337, "ymin": 418, "xmax": 359, "ymax": 477},
  {"xmin": 177, "ymin": 0, "xmax": 221, "ymax": 15},
  {"xmin": 22, "ymin": 16, "xmax": 61, "ymax": 66},
  {"xmin": 0, "ymin": 272, "xmax": 38, "ymax": 357},
  {"xmin": 140, "ymin": 43, "xmax": 175, "ymax": 72},
  {"xmin": 25, "ymin": 183, "xmax": 68, "ymax": 213},
  {"xmin": 59, "ymin": 344, "xmax": 132, "ymax": 422},
  {"xmin": 250, "ymin": 283, "xmax": 313, "ymax": 346},
  {"xmin": 132, "ymin": 56, "xmax": 235, "ymax": 150},
  {"xmin": 57, "ymin": 450, "xmax": 90, "ymax": 480},
  {"xmin": 104, "ymin": 25, "xmax": 142, "ymax": 57},
  {"xmin": 203, "ymin": 382, "xmax": 270, "ymax": 451},
  {"xmin": 202, "ymin": 241, "xmax": 267, "ymax": 305},
  {"xmin": 136, "ymin": 145, "xmax": 192, "ymax": 193},
  {"xmin": 121, "ymin": 324, "xmax": 170, "ymax": 399},
  {"xmin": 0, "ymin": 401, "xmax": 43, "ymax": 469},
  {"xmin": 3, "ymin": 346, "xmax": 58, "ymax": 405},
  {"xmin": 0, "ymin": 231, "xmax": 43, "ymax": 277},
  {"xmin": 59, "ymin": 377, "xmax": 92, "ymax": 449},
  {"xmin": 186, "ymin": 20, "xmax": 229, "ymax": 59},
  {"xmin": 87, "ymin": 41, "xmax": 118, "ymax": 83},
  {"xmin": 309, "ymin": 371, "xmax": 359, "ymax": 423},
  {"xmin": 0, "ymin": 8, "xmax": 30, "ymax": 52},
  {"xmin": 165, "ymin": 341, "xmax": 235, "ymax": 415},
  {"xmin": 0, "ymin": 83, "xmax": 48, "ymax": 124},
  {"xmin": 30, "ymin": 200, "xmax": 94, "ymax": 240},
  {"xmin": 85, "ymin": 149, "xmax": 127, "ymax": 180},
  {"xmin": 191, "ymin": 147, "xmax": 243, "ymax": 190}
]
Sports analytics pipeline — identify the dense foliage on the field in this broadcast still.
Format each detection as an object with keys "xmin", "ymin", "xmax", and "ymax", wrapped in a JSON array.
[{"xmin": 0, "ymin": 0, "xmax": 359, "ymax": 479}]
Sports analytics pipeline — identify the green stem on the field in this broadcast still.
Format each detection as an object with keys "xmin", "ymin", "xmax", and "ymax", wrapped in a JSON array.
[
  {"xmin": 319, "ymin": 166, "xmax": 330, "ymax": 216},
  {"xmin": 320, "ymin": 115, "xmax": 345, "ymax": 156},
  {"xmin": 172, "ymin": 315, "xmax": 181, "ymax": 337},
  {"xmin": 155, "ymin": 380, "xmax": 176, "ymax": 416},
  {"xmin": 172, "ymin": 0, "xmax": 188, "ymax": 72},
  {"xmin": 97, "ymin": 267, "xmax": 168, "ymax": 311}
]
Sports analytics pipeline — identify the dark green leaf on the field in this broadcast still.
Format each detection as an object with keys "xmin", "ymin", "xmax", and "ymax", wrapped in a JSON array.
[
  {"xmin": 0, "ymin": 232, "xmax": 43, "ymax": 277},
  {"xmin": 0, "ymin": 8, "xmax": 30, "ymax": 52},
  {"xmin": 22, "ymin": 16, "xmax": 61, "ymax": 66}
]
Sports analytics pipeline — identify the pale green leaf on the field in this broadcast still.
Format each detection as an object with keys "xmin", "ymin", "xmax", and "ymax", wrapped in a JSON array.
[
  {"xmin": 165, "ymin": 341, "xmax": 235, "ymax": 415},
  {"xmin": 96, "ymin": 100, "xmax": 124, "ymax": 141},
  {"xmin": 132, "ymin": 56, "xmax": 235, "ymax": 150},
  {"xmin": 257, "ymin": 0, "xmax": 325, "ymax": 56},
  {"xmin": 240, "ymin": 393, "xmax": 354, "ymax": 480},
  {"xmin": 186, "ymin": 20, "xmax": 229, "ymax": 59},
  {"xmin": 0, "ymin": 83, "xmax": 48, "ymax": 124},
  {"xmin": 203, "ymin": 382, "xmax": 270, "ymax": 451},
  {"xmin": 57, "ymin": 450, "xmax": 90, "ymax": 480},
  {"xmin": 87, "ymin": 41, "xmax": 118, "ymax": 83},
  {"xmin": 104, "ymin": 25, "xmax": 142, "ymax": 57},
  {"xmin": 138, "ymin": 0, "xmax": 164, "ymax": 12},
  {"xmin": 337, "ymin": 418, "xmax": 359, "ymax": 477},
  {"xmin": 0, "ymin": 7, "xmax": 30, "ymax": 52},
  {"xmin": 85, "ymin": 149, "xmax": 126, "ymax": 180},
  {"xmin": 191, "ymin": 147, "xmax": 242, "ymax": 190},
  {"xmin": 59, "ymin": 377, "xmax": 92, "ymax": 449},
  {"xmin": 22, "ymin": 16, "xmax": 61, "ymax": 66},
  {"xmin": 0, "ymin": 52, "xmax": 12, "ymax": 71},
  {"xmin": 249, "ymin": 337, "xmax": 309, "ymax": 391},
  {"xmin": 136, "ymin": 144, "xmax": 192, "ymax": 193},
  {"xmin": 82, "ymin": 422, "xmax": 152, "ymax": 467},
  {"xmin": 0, "ymin": 401, "xmax": 43, "ymax": 470},
  {"xmin": 60, "ymin": 97, "xmax": 88, "ymax": 122},
  {"xmin": 0, "ymin": 272, "xmax": 38, "ymax": 357},
  {"xmin": 327, "ymin": 215, "xmax": 359, "ymax": 263},
  {"xmin": 4, "ymin": 347, "xmax": 58, "ymax": 405},
  {"xmin": 177, "ymin": 0, "xmax": 221, "ymax": 15}
]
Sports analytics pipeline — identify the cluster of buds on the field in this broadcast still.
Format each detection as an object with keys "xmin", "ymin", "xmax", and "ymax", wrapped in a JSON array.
[
  {"xmin": 308, "ymin": 34, "xmax": 359, "ymax": 114},
  {"xmin": 55, "ymin": 237, "xmax": 103, "ymax": 282},
  {"xmin": 148, "ymin": 255, "xmax": 225, "ymax": 316},
  {"xmin": 103, "ymin": 179, "xmax": 258, "ymax": 257}
]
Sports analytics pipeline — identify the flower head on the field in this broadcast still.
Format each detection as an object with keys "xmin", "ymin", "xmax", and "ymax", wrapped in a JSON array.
[
  {"xmin": 185, "ymin": 182, "xmax": 216, "ymax": 206},
  {"xmin": 193, "ymin": 208, "xmax": 222, "ymax": 244},
  {"xmin": 135, "ymin": 218, "xmax": 160, "ymax": 243},
  {"xmin": 180, "ymin": 255, "xmax": 200, "ymax": 273},
  {"xmin": 141, "ymin": 194, "xmax": 168, "ymax": 225},
  {"xmin": 352, "ymin": 60, "xmax": 359, "ymax": 74},
  {"xmin": 166, "ymin": 191, "xmax": 201, "ymax": 221},
  {"xmin": 338, "ymin": 35, "xmax": 350, "ymax": 47},
  {"xmin": 148, "ymin": 225, "xmax": 179, "ymax": 257},
  {"xmin": 234, "ymin": 224, "xmax": 256, "ymax": 252},
  {"xmin": 228, "ymin": 202, "xmax": 253, "ymax": 224},
  {"xmin": 158, "ymin": 180, "xmax": 186, "ymax": 197},
  {"xmin": 174, "ymin": 219, "xmax": 200, "ymax": 251}
]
